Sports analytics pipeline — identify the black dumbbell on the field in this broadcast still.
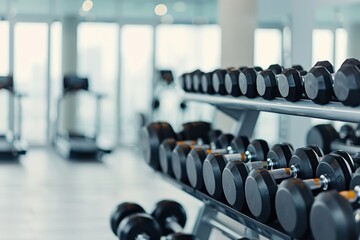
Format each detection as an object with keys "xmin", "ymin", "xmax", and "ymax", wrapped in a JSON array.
[
  {"xmin": 238, "ymin": 66, "xmax": 264, "ymax": 98},
  {"xmin": 171, "ymin": 133, "xmax": 237, "ymax": 184},
  {"xmin": 306, "ymin": 124, "xmax": 340, "ymax": 154},
  {"xmin": 244, "ymin": 147, "xmax": 321, "ymax": 223},
  {"xmin": 159, "ymin": 129, "xmax": 223, "ymax": 176},
  {"xmin": 275, "ymin": 151, "xmax": 355, "ymax": 238},
  {"xmin": 334, "ymin": 58, "xmax": 360, "ymax": 106},
  {"xmin": 310, "ymin": 170, "xmax": 360, "ymax": 240},
  {"xmin": 212, "ymin": 68, "xmax": 235, "ymax": 95},
  {"xmin": 184, "ymin": 70, "xmax": 203, "ymax": 93},
  {"xmin": 307, "ymin": 123, "xmax": 360, "ymax": 155},
  {"xmin": 306, "ymin": 58, "xmax": 360, "ymax": 105},
  {"xmin": 141, "ymin": 121, "xmax": 211, "ymax": 169},
  {"xmin": 151, "ymin": 200, "xmax": 189, "ymax": 236},
  {"xmin": 202, "ymin": 139, "xmax": 271, "ymax": 200},
  {"xmin": 303, "ymin": 60, "xmax": 337, "ymax": 104},
  {"xmin": 224, "ymin": 67, "xmax": 247, "ymax": 97},
  {"xmin": 277, "ymin": 61, "xmax": 329, "ymax": 102},
  {"xmin": 110, "ymin": 202, "xmax": 162, "ymax": 240},
  {"xmin": 200, "ymin": 71, "xmax": 216, "ymax": 94},
  {"xmin": 339, "ymin": 124, "xmax": 359, "ymax": 145},
  {"xmin": 221, "ymin": 143, "xmax": 294, "ymax": 210},
  {"xmin": 185, "ymin": 135, "xmax": 251, "ymax": 190},
  {"xmin": 191, "ymin": 71, "xmax": 205, "ymax": 93},
  {"xmin": 255, "ymin": 64, "xmax": 284, "ymax": 100}
]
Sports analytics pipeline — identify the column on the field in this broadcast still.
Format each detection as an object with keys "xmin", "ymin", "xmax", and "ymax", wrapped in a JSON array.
[
  {"xmin": 216, "ymin": 0, "xmax": 257, "ymax": 134},
  {"xmin": 60, "ymin": 15, "xmax": 78, "ymax": 134}
]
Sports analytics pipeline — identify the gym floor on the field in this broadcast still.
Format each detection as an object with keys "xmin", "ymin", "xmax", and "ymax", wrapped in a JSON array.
[{"xmin": 0, "ymin": 147, "xmax": 205, "ymax": 240}]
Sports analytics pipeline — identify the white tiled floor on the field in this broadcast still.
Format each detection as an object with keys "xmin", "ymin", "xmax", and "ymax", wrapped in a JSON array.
[{"xmin": 0, "ymin": 147, "xmax": 203, "ymax": 240}]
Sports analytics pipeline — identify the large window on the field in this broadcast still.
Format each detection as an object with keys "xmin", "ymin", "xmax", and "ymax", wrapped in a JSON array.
[
  {"xmin": 77, "ymin": 23, "xmax": 118, "ymax": 141},
  {"xmin": 14, "ymin": 22, "xmax": 49, "ymax": 145},
  {"xmin": 120, "ymin": 25, "xmax": 153, "ymax": 143},
  {"xmin": 49, "ymin": 22, "xmax": 62, "ymax": 140},
  {"xmin": 254, "ymin": 28, "xmax": 282, "ymax": 144},
  {"xmin": 0, "ymin": 21, "xmax": 9, "ymax": 134},
  {"xmin": 0, "ymin": 21, "xmax": 9, "ymax": 76},
  {"xmin": 254, "ymin": 29, "xmax": 282, "ymax": 69},
  {"xmin": 312, "ymin": 29, "xmax": 334, "ymax": 66},
  {"xmin": 156, "ymin": 25, "xmax": 220, "ymax": 128}
]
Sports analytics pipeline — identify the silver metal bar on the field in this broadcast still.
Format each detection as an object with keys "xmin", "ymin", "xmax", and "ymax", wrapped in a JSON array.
[
  {"xmin": 192, "ymin": 205, "xmax": 214, "ymax": 240},
  {"xmin": 166, "ymin": 217, "xmax": 183, "ymax": 233},
  {"xmin": 183, "ymin": 93, "xmax": 360, "ymax": 123},
  {"xmin": 205, "ymin": 217, "xmax": 243, "ymax": 239}
]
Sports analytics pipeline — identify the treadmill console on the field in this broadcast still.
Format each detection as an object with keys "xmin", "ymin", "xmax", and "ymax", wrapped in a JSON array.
[
  {"xmin": 63, "ymin": 75, "xmax": 89, "ymax": 93},
  {"xmin": 0, "ymin": 76, "xmax": 14, "ymax": 91}
]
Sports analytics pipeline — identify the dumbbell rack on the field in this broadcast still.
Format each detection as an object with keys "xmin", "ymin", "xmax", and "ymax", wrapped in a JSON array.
[{"xmin": 153, "ymin": 92, "xmax": 360, "ymax": 240}]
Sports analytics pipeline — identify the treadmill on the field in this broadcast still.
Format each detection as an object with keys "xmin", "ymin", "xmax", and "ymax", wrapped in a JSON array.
[
  {"xmin": 54, "ymin": 75, "xmax": 112, "ymax": 159},
  {"xmin": 0, "ymin": 75, "xmax": 27, "ymax": 159}
]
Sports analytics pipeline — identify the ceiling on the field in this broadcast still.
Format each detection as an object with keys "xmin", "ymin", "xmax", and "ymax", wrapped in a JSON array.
[
  {"xmin": 2, "ymin": 0, "xmax": 360, "ymax": 26},
  {"xmin": 0, "ymin": 0, "xmax": 218, "ymax": 23}
]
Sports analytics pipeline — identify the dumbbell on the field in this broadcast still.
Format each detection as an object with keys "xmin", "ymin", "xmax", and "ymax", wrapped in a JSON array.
[
  {"xmin": 275, "ymin": 151, "xmax": 355, "ymax": 238},
  {"xmin": 212, "ymin": 68, "xmax": 235, "ymax": 95},
  {"xmin": 306, "ymin": 58, "xmax": 360, "ymax": 105},
  {"xmin": 307, "ymin": 124, "xmax": 360, "ymax": 155},
  {"xmin": 255, "ymin": 64, "xmax": 284, "ymax": 100},
  {"xmin": 110, "ymin": 201, "xmax": 195, "ymax": 240},
  {"xmin": 256, "ymin": 65, "xmax": 308, "ymax": 100},
  {"xmin": 184, "ymin": 70, "xmax": 203, "ymax": 93},
  {"xmin": 224, "ymin": 67, "xmax": 247, "ymax": 97},
  {"xmin": 141, "ymin": 121, "xmax": 211, "ymax": 169},
  {"xmin": 171, "ymin": 133, "xmax": 236, "ymax": 183},
  {"xmin": 192, "ymin": 70, "xmax": 205, "ymax": 93},
  {"xmin": 334, "ymin": 58, "xmax": 360, "ymax": 106},
  {"xmin": 159, "ymin": 129, "xmax": 222, "ymax": 176},
  {"xmin": 110, "ymin": 202, "xmax": 162, "ymax": 240},
  {"xmin": 339, "ymin": 124, "xmax": 359, "ymax": 145},
  {"xmin": 221, "ymin": 143, "xmax": 293, "ymax": 210},
  {"xmin": 309, "ymin": 170, "xmax": 360, "ymax": 240},
  {"xmin": 202, "ymin": 139, "xmax": 271, "ymax": 200},
  {"xmin": 200, "ymin": 71, "xmax": 216, "ymax": 94},
  {"xmin": 244, "ymin": 147, "xmax": 321, "ymax": 223},
  {"xmin": 185, "ymin": 135, "xmax": 251, "ymax": 190},
  {"xmin": 151, "ymin": 200, "xmax": 191, "ymax": 237},
  {"xmin": 277, "ymin": 61, "xmax": 331, "ymax": 102},
  {"xmin": 238, "ymin": 66, "xmax": 265, "ymax": 98}
]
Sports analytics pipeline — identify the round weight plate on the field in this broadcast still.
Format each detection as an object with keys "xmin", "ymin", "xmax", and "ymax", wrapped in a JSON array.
[
  {"xmin": 317, "ymin": 154, "xmax": 351, "ymax": 191},
  {"xmin": 119, "ymin": 213, "xmax": 161, "ymax": 240},
  {"xmin": 230, "ymin": 136, "xmax": 250, "ymax": 153},
  {"xmin": 159, "ymin": 139, "xmax": 177, "ymax": 175},
  {"xmin": 203, "ymin": 153, "xmax": 227, "ymax": 199},
  {"xmin": 222, "ymin": 161, "xmax": 249, "ymax": 211},
  {"xmin": 172, "ymin": 144, "xmax": 192, "ymax": 182},
  {"xmin": 268, "ymin": 143, "xmax": 293, "ymax": 168},
  {"xmin": 110, "ymin": 202, "xmax": 145, "ymax": 236},
  {"xmin": 247, "ymin": 139, "xmax": 269, "ymax": 162},
  {"xmin": 245, "ymin": 168, "xmax": 278, "ymax": 222},
  {"xmin": 152, "ymin": 200, "xmax": 187, "ymax": 236},
  {"xmin": 289, "ymin": 147, "xmax": 320, "ymax": 179},
  {"xmin": 306, "ymin": 124, "xmax": 339, "ymax": 154},
  {"xmin": 186, "ymin": 148, "xmax": 207, "ymax": 189},
  {"xmin": 350, "ymin": 168, "xmax": 360, "ymax": 189},
  {"xmin": 310, "ymin": 191, "xmax": 357, "ymax": 240},
  {"xmin": 331, "ymin": 150, "xmax": 355, "ymax": 173},
  {"xmin": 215, "ymin": 134, "xmax": 234, "ymax": 149},
  {"xmin": 275, "ymin": 178, "xmax": 314, "ymax": 238}
]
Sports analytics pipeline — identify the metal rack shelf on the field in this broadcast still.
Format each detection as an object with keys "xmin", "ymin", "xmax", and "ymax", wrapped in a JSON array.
[
  {"xmin": 183, "ymin": 93, "xmax": 360, "ymax": 123},
  {"xmin": 160, "ymin": 173, "xmax": 293, "ymax": 240}
]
